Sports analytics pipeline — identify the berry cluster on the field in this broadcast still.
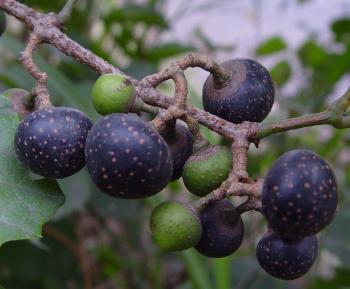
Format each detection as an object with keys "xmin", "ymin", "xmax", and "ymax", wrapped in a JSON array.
[
  {"xmin": 258, "ymin": 149, "xmax": 337, "ymax": 279},
  {"xmin": 11, "ymin": 57, "xmax": 338, "ymax": 281}
]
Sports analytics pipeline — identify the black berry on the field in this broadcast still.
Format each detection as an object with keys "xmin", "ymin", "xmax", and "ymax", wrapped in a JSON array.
[
  {"xmin": 203, "ymin": 58, "xmax": 274, "ymax": 124},
  {"xmin": 162, "ymin": 122, "xmax": 193, "ymax": 180},
  {"xmin": 85, "ymin": 113, "xmax": 173, "ymax": 198},
  {"xmin": 14, "ymin": 107, "xmax": 92, "ymax": 178},
  {"xmin": 262, "ymin": 149, "xmax": 338, "ymax": 240},
  {"xmin": 195, "ymin": 200, "xmax": 244, "ymax": 258},
  {"xmin": 256, "ymin": 232, "xmax": 318, "ymax": 280}
]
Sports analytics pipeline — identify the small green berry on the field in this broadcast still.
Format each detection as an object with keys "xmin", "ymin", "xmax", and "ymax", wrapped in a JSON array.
[
  {"xmin": 92, "ymin": 73, "xmax": 136, "ymax": 115},
  {"xmin": 150, "ymin": 201, "xmax": 202, "ymax": 251},
  {"xmin": 182, "ymin": 145, "xmax": 232, "ymax": 197}
]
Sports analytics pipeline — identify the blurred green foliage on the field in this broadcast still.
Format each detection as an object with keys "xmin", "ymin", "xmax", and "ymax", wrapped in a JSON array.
[{"xmin": 1, "ymin": 0, "xmax": 350, "ymax": 289}]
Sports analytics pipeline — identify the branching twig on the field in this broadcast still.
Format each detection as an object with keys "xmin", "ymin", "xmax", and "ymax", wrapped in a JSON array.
[
  {"xmin": 19, "ymin": 33, "xmax": 50, "ymax": 109},
  {"xmin": 1, "ymin": 0, "xmax": 350, "ymax": 216},
  {"xmin": 257, "ymin": 88, "xmax": 350, "ymax": 139}
]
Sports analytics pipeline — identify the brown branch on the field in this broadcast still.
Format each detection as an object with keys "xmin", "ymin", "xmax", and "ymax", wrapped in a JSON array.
[
  {"xmin": 257, "ymin": 88, "xmax": 350, "ymax": 140},
  {"xmin": 0, "ymin": 0, "xmax": 245, "ymax": 140},
  {"xmin": 151, "ymin": 70, "xmax": 188, "ymax": 132},
  {"xmin": 1, "ymin": 0, "xmax": 350, "ymax": 214},
  {"xmin": 19, "ymin": 32, "xmax": 51, "ymax": 109},
  {"xmin": 194, "ymin": 178, "xmax": 263, "ymax": 212}
]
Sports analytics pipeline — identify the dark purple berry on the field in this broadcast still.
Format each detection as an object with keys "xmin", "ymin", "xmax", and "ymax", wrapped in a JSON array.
[
  {"xmin": 262, "ymin": 149, "xmax": 338, "ymax": 240},
  {"xmin": 85, "ymin": 113, "xmax": 173, "ymax": 198},
  {"xmin": 203, "ymin": 58, "xmax": 274, "ymax": 124},
  {"xmin": 162, "ymin": 122, "xmax": 193, "ymax": 180},
  {"xmin": 195, "ymin": 200, "xmax": 244, "ymax": 258},
  {"xmin": 14, "ymin": 107, "xmax": 92, "ymax": 178},
  {"xmin": 256, "ymin": 232, "xmax": 318, "ymax": 280}
]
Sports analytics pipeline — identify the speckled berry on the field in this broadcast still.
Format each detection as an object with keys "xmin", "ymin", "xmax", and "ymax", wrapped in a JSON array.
[
  {"xmin": 150, "ymin": 201, "xmax": 202, "ymax": 251},
  {"xmin": 256, "ymin": 232, "xmax": 318, "ymax": 280},
  {"xmin": 262, "ymin": 149, "xmax": 338, "ymax": 240},
  {"xmin": 85, "ymin": 113, "xmax": 173, "ymax": 198},
  {"xmin": 162, "ymin": 122, "xmax": 193, "ymax": 181},
  {"xmin": 14, "ymin": 107, "xmax": 92, "ymax": 178},
  {"xmin": 182, "ymin": 145, "xmax": 232, "ymax": 197},
  {"xmin": 0, "ymin": 11, "xmax": 6, "ymax": 37},
  {"xmin": 203, "ymin": 58, "xmax": 274, "ymax": 124},
  {"xmin": 195, "ymin": 200, "xmax": 244, "ymax": 258},
  {"xmin": 92, "ymin": 73, "xmax": 136, "ymax": 115}
]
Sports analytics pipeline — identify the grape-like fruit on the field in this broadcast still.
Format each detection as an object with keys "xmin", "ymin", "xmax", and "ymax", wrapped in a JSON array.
[
  {"xmin": 92, "ymin": 73, "xmax": 136, "ymax": 115},
  {"xmin": 14, "ymin": 107, "xmax": 92, "ymax": 178},
  {"xmin": 262, "ymin": 149, "xmax": 338, "ymax": 240},
  {"xmin": 256, "ymin": 232, "xmax": 318, "ymax": 280},
  {"xmin": 182, "ymin": 145, "xmax": 232, "ymax": 197},
  {"xmin": 150, "ymin": 201, "xmax": 202, "ymax": 251},
  {"xmin": 203, "ymin": 58, "xmax": 274, "ymax": 124},
  {"xmin": 195, "ymin": 200, "xmax": 244, "ymax": 258},
  {"xmin": 85, "ymin": 113, "xmax": 173, "ymax": 198},
  {"xmin": 162, "ymin": 122, "xmax": 193, "ymax": 180}
]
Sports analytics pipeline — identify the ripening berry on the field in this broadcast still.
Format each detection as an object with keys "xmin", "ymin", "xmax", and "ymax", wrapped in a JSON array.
[
  {"xmin": 262, "ymin": 149, "xmax": 338, "ymax": 240},
  {"xmin": 195, "ymin": 200, "xmax": 244, "ymax": 258},
  {"xmin": 203, "ymin": 58, "xmax": 274, "ymax": 124},
  {"xmin": 162, "ymin": 123, "xmax": 193, "ymax": 181},
  {"xmin": 14, "ymin": 107, "xmax": 92, "ymax": 178},
  {"xmin": 150, "ymin": 201, "xmax": 202, "ymax": 251},
  {"xmin": 85, "ymin": 113, "xmax": 173, "ymax": 198},
  {"xmin": 256, "ymin": 232, "xmax": 318, "ymax": 280},
  {"xmin": 182, "ymin": 145, "xmax": 232, "ymax": 197},
  {"xmin": 92, "ymin": 73, "xmax": 136, "ymax": 115}
]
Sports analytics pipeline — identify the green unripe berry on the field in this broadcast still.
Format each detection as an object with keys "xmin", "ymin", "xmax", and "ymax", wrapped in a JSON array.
[
  {"xmin": 92, "ymin": 73, "xmax": 136, "ymax": 115},
  {"xmin": 150, "ymin": 201, "xmax": 202, "ymax": 251},
  {"xmin": 182, "ymin": 145, "xmax": 232, "ymax": 197}
]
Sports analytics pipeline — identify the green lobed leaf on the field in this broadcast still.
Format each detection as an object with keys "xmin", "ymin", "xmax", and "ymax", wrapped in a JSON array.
[
  {"xmin": 255, "ymin": 36, "xmax": 287, "ymax": 55},
  {"xmin": 0, "ymin": 94, "xmax": 64, "ymax": 245}
]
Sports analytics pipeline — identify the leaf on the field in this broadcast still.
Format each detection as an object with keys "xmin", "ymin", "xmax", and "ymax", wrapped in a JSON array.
[
  {"xmin": 255, "ymin": 36, "xmax": 287, "ymax": 55},
  {"xmin": 181, "ymin": 249, "xmax": 213, "ymax": 289},
  {"xmin": 104, "ymin": 5, "xmax": 168, "ymax": 28},
  {"xmin": 0, "ymin": 94, "xmax": 64, "ymax": 245},
  {"xmin": 213, "ymin": 257, "xmax": 231, "ymax": 289},
  {"xmin": 298, "ymin": 40, "xmax": 329, "ymax": 69},
  {"xmin": 308, "ymin": 267, "xmax": 350, "ymax": 289},
  {"xmin": 269, "ymin": 60, "xmax": 292, "ymax": 87},
  {"xmin": 145, "ymin": 43, "xmax": 194, "ymax": 63},
  {"xmin": 331, "ymin": 18, "xmax": 350, "ymax": 43}
]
